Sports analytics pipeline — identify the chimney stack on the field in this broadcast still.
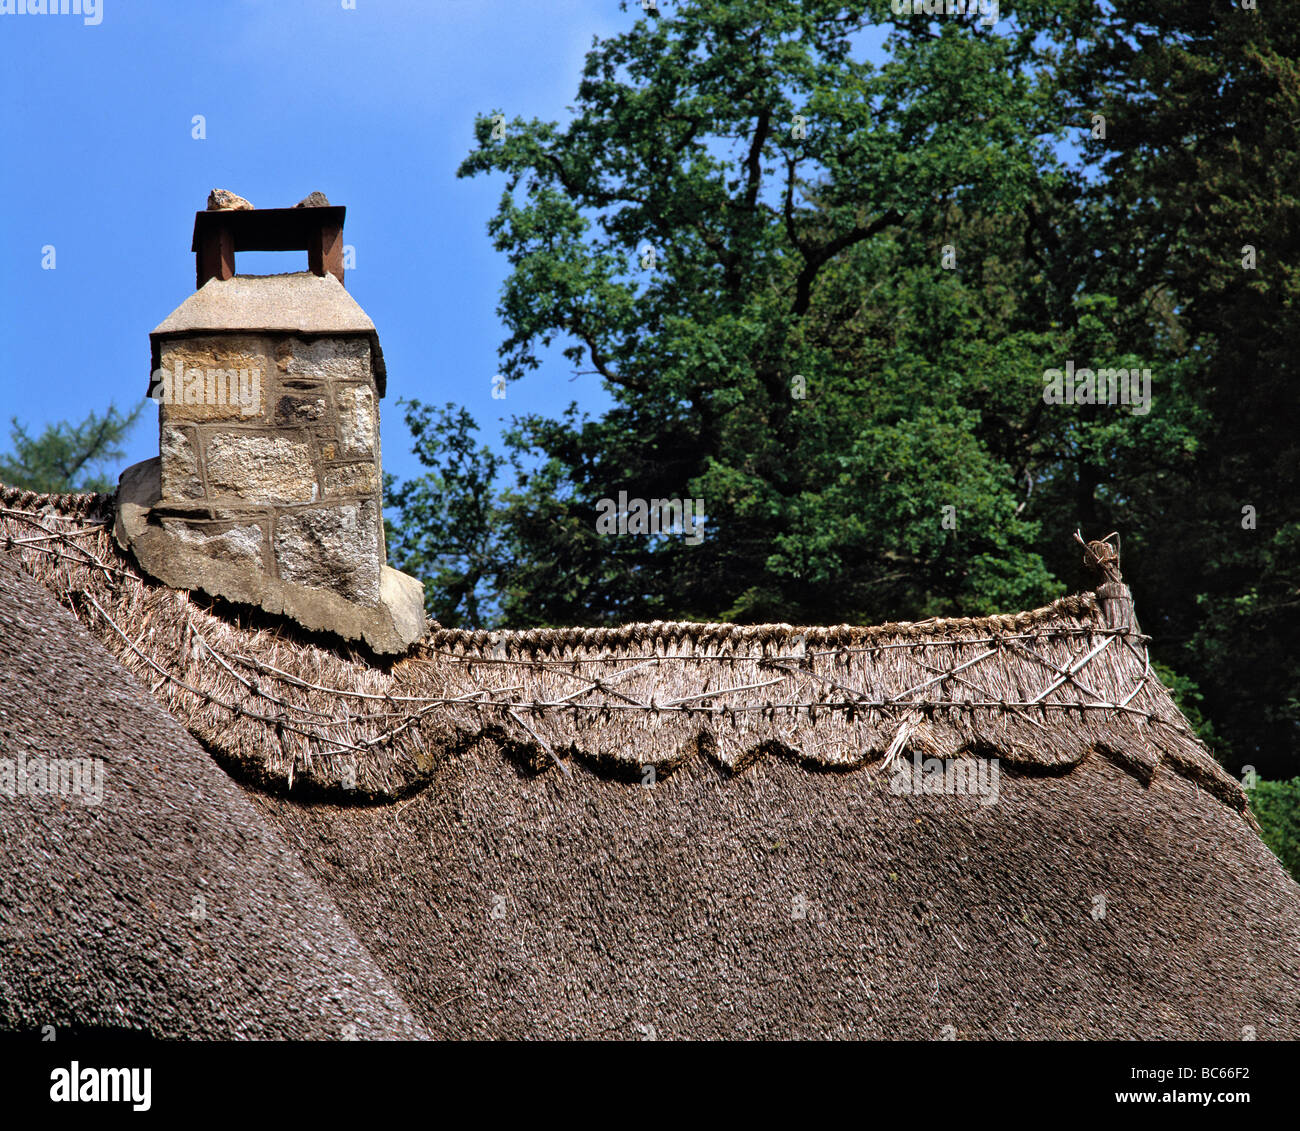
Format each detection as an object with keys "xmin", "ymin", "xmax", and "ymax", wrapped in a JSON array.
[{"xmin": 115, "ymin": 191, "xmax": 426, "ymax": 655}]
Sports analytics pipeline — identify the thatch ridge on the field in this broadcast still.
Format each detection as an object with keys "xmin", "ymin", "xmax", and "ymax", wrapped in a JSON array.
[
  {"xmin": 0, "ymin": 483, "xmax": 111, "ymax": 519},
  {"xmin": 0, "ymin": 483, "xmax": 1246, "ymax": 816},
  {"xmin": 424, "ymin": 591, "xmax": 1100, "ymax": 652}
]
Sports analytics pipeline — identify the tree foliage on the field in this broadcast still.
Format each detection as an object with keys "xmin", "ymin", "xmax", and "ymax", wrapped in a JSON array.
[
  {"xmin": 1249, "ymin": 778, "xmax": 1300, "ymax": 884},
  {"xmin": 0, "ymin": 404, "xmax": 143, "ymax": 494},
  {"xmin": 440, "ymin": 0, "xmax": 1079, "ymax": 628},
  {"xmin": 1050, "ymin": 0, "xmax": 1300, "ymax": 776},
  {"xmin": 388, "ymin": 0, "xmax": 1298, "ymax": 778},
  {"xmin": 384, "ymin": 400, "xmax": 505, "ymax": 628}
]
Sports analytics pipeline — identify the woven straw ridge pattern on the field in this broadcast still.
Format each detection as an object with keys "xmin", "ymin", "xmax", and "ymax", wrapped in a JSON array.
[{"xmin": 0, "ymin": 487, "xmax": 1245, "ymax": 813}]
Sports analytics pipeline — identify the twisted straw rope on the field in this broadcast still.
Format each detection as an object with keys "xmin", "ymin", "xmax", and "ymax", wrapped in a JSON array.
[{"xmin": 0, "ymin": 484, "xmax": 112, "ymax": 521}]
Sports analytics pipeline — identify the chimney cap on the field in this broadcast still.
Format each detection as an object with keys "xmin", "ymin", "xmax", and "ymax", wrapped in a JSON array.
[
  {"xmin": 190, "ymin": 205, "xmax": 347, "ymax": 254},
  {"xmin": 192, "ymin": 205, "xmax": 348, "ymax": 288}
]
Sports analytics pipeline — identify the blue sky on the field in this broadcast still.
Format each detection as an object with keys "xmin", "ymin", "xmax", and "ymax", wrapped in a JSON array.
[
  {"xmin": 0, "ymin": 1, "xmax": 1053, "ymax": 489},
  {"xmin": 0, "ymin": 0, "xmax": 638, "ymax": 487}
]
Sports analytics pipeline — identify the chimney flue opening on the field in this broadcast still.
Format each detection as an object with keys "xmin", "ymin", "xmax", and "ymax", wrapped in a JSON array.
[{"xmin": 192, "ymin": 205, "xmax": 348, "ymax": 289}]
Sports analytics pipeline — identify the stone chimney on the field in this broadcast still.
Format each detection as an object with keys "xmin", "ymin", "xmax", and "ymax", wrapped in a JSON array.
[{"xmin": 115, "ymin": 191, "xmax": 426, "ymax": 654}]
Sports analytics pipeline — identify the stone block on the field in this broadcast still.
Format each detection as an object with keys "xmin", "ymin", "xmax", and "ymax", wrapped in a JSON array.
[
  {"xmin": 206, "ymin": 433, "xmax": 317, "ymax": 503},
  {"xmin": 159, "ymin": 520, "xmax": 266, "ymax": 570},
  {"xmin": 286, "ymin": 337, "xmax": 370, "ymax": 381},
  {"xmin": 322, "ymin": 461, "xmax": 379, "ymax": 497},
  {"xmin": 274, "ymin": 393, "xmax": 328, "ymax": 425},
  {"xmin": 336, "ymin": 384, "xmax": 376, "ymax": 456},
  {"xmin": 274, "ymin": 502, "xmax": 380, "ymax": 605},
  {"xmin": 157, "ymin": 338, "xmax": 269, "ymax": 421},
  {"xmin": 159, "ymin": 424, "xmax": 202, "ymax": 501}
]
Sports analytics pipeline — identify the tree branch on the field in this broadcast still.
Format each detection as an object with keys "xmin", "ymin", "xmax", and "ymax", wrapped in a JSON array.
[
  {"xmin": 742, "ymin": 107, "xmax": 772, "ymax": 213},
  {"xmin": 791, "ymin": 208, "xmax": 904, "ymax": 316},
  {"xmin": 783, "ymin": 153, "xmax": 806, "ymax": 256},
  {"xmin": 568, "ymin": 318, "xmax": 645, "ymax": 391},
  {"xmin": 543, "ymin": 152, "xmax": 646, "ymax": 209}
]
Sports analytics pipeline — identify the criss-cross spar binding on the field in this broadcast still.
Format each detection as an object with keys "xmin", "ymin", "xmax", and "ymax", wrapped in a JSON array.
[{"xmin": 0, "ymin": 485, "xmax": 1245, "ymax": 814}]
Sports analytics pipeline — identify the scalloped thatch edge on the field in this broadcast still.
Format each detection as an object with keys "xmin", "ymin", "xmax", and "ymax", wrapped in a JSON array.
[{"xmin": 0, "ymin": 484, "xmax": 1249, "ymax": 820}]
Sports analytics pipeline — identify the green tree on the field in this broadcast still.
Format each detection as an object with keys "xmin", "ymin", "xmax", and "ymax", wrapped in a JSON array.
[
  {"xmin": 428, "ymin": 0, "xmax": 1079, "ymax": 626},
  {"xmin": 1049, "ymin": 0, "xmax": 1300, "ymax": 776},
  {"xmin": 385, "ymin": 400, "xmax": 505, "ymax": 628},
  {"xmin": 1248, "ymin": 778, "xmax": 1300, "ymax": 884},
  {"xmin": 0, "ymin": 404, "xmax": 143, "ymax": 493}
]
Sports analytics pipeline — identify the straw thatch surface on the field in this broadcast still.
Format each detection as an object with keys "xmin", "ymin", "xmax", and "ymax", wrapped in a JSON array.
[
  {"xmin": 249, "ymin": 738, "xmax": 1300, "ymax": 1039},
  {"xmin": 5, "ymin": 483, "xmax": 1299, "ymax": 1040},
  {"xmin": 0, "ymin": 554, "xmax": 425, "ymax": 1039},
  {"xmin": 0, "ymin": 485, "xmax": 1246, "ymax": 814}
]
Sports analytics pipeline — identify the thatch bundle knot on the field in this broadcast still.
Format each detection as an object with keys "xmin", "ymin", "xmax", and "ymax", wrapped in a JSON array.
[
  {"xmin": 1076, "ymin": 531, "xmax": 1122, "ymax": 586},
  {"xmin": 1074, "ymin": 532, "xmax": 1132, "ymax": 629}
]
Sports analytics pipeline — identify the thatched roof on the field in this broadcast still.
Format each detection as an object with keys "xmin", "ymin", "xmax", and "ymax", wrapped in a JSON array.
[
  {"xmin": 252, "ymin": 736, "xmax": 1300, "ymax": 1039},
  {"xmin": 0, "ymin": 551, "xmax": 425, "ymax": 1039},
  {"xmin": 0, "ymin": 486, "xmax": 1247, "ymax": 811},
  {"xmin": 3, "ymin": 482, "xmax": 1299, "ymax": 1039}
]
